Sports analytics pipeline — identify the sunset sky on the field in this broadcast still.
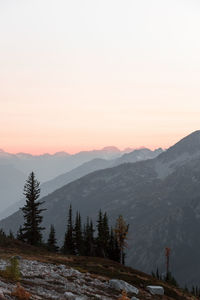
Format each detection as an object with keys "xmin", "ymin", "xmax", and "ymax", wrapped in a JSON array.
[{"xmin": 0, "ymin": 0, "xmax": 200, "ymax": 154}]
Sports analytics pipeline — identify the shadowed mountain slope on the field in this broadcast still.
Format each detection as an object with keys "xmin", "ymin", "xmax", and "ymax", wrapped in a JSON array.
[
  {"xmin": 1, "ymin": 131, "xmax": 200, "ymax": 286},
  {"xmin": 0, "ymin": 147, "xmax": 162, "ymax": 219}
]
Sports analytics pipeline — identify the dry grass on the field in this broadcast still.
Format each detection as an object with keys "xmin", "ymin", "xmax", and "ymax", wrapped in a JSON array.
[
  {"xmin": 11, "ymin": 283, "xmax": 31, "ymax": 300},
  {"xmin": 118, "ymin": 290, "xmax": 130, "ymax": 300}
]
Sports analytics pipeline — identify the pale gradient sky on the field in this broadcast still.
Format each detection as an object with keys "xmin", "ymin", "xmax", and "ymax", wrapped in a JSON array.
[{"xmin": 0, "ymin": 0, "xmax": 200, "ymax": 154}]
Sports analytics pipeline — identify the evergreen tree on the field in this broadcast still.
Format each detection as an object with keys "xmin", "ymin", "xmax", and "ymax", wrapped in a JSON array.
[
  {"xmin": 83, "ymin": 217, "xmax": 95, "ymax": 256},
  {"xmin": 108, "ymin": 227, "xmax": 115, "ymax": 260},
  {"xmin": 0, "ymin": 229, "xmax": 7, "ymax": 246},
  {"xmin": 113, "ymin": 234, "xmax": 121, "ymax": 262},
  {"xmin": 8, "ymin": 230, "xmax": 14, "ymax": 240},
  {"xmin": 74, "ymin": 212, "xmax": 83, "ymax": 255},
  {"xmin": 62, "ymin": 205, "xmax": 75, "ymax": 255},
  {"xmin": 192, "ymin": 286, "xmax": 195, "ymax": 296},
  {"xmin": 156, "ymin": 267, "xmax": 161, "ymax": 280},
  {"xmin": 89, "ymin": 220, "xmax": 95, "ymax": 256},
  {"xmin": 184, "ymin": 284, "xmax": 189, "ymax": 293},
  {"xmin": 107, "ymin": 227, "xmax": 121, "ymax": 262},
  {"xmin": 17, "ymin": 226, "xmax": 24, "ymax": 242},
  {"xmin": 102, "ymin": 212, "xmax": 110, "ymax": 257},
  {"xmin": 47, "ymin": 225, "xmax": 58, "ymax": 252},
  {"xmin": 96, "ymin": 210, "xmax": 104, "ymax": 257},
  {"xmin": 21, "ymin": 172, "xmax": 45, "ymax": 246},
  {"xmin": 165, "ymin": 271, "xmax": 179, "ymax": 287},
  {"xmin": 195, "ymin": 286, "xmax": 199, "ymax": 297}
]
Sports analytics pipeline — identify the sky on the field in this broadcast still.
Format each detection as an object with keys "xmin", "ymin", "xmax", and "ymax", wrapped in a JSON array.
[{"xmin": 0, "ymin": 0, "xmax": 200, "ymax": 154}]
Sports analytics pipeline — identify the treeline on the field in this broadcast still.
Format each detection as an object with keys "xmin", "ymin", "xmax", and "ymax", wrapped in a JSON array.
[
  {"xmin": 47, "ymin": 205, "xmax": 128, "ymax": 264},
  {"xmin": 16, "ymin": 172, "xmax": 129, "ymax": 264}
]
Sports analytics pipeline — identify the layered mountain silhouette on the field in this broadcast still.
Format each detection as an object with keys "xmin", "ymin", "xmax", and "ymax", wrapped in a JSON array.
[
  {"xmin": 0, "ymin": 147, "xmax": 127, "ymax": 182},
  {"xmin": 0, "ymin": 146, "xmax": 131, "ymax": 216},
  {"xmin": 0, "ymin": 148, "xmax": 161, "ymax": 219},
  {"xmin": 1, "ymin": 131, "xmax": 200, "ymax": 286},
  {"xmin": 40, "ymin": 147, "xmax": 162, "ymax": 197},
  {"xmin": 0, "ymin": 165, "xmax": 26, "ymax": 210}
]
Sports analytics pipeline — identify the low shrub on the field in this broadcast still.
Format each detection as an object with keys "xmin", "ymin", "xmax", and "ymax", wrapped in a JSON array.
[
  {"xmin": 0, "ymin": 257, "xmax": 21, "ymax": 281},
  {"xmin": 11, "ymin": 282, "xmax": 31, "ymax": 300},
  {"xmin": 118, "ymin": 290, "xmax": 130, "ymax": 300}
]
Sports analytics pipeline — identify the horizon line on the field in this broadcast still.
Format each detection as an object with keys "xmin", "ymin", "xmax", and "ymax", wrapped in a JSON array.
[{"xmin": 0, "ymin": 145, "xmax": 163, "ymax": 156}]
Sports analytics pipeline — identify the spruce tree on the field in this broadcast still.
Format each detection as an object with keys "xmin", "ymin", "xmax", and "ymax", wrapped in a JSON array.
[
  {"xmin": 89, "ymin": 220, "xmax": 95, "ymax": 256},
  {"xmin": 83, "ymin": 217, "xmax": 95, "ymax": 256},
  {"xmin": 17, "ymin": 226, "xmax": 24, "ymax": 242},
  {"xmin": 21, "ymin": 172, "xmax": 45, "ymax": 246},
  {"xmin": 108, "ymin": 227, "xmax": 115, "ymax": 260},
  {"xmin": 74, "ymin": 212, "xmax": 83, "ymax": 255},
  {"xmin": 8, "ymin": 230, "xmax": 14, "ymax": 240},
  {"xmin": 156, "ymin": 268, "xmax": 160, "ymax": 280},
  {"xmin": 47, "ymin": 225, "xmax": 58, "ymax": 252},
  {"xmin": 165, "ymin": 271, "xmax": 179, "ymax": 287},
  {"xmin": 113, "ymin": 233, "xmax": 121, "ymax": 262},
  {"xmin": 102, "ymin": 212, "xmax": 110, "ymax": 257},
  {"xmin": 107, "ymin": 227, "xmax": 120, "ymax": 262},
  {"xmin": 96, "ymin": 210, "xmax": 104, "ymax": 257},
  {"xmin": 62, "ymin": 205, "xmax": 75, "ymax": 255}
]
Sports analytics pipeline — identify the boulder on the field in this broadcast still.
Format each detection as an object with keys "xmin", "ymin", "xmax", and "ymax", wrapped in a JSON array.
[
  {"xmin": 64, "ymin": 292, "xmax": 76, "ymax": 299},
  {"xmin": 146, "ymin": 285, "xmax": 164, "ymax": 295},
  {"xmin": 109, "ymin": 279, "xmax": 139, "ymax": 294}
]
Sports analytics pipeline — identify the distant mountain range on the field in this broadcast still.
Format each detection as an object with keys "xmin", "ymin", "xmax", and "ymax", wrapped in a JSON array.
[
  {"xmin": 0, "ymin": 146, "xmax": 124, "ymax": 215},
  {"xmin": 0, "ymin": 147, "xmax": 162, "ymax": 219},
  {"xmin": 0, "ymin": 146, "xmax": 130, "ymax": 182},
  {"xmin": 1, "ymin": 131, "xmax": 200, "ymax": 287}
]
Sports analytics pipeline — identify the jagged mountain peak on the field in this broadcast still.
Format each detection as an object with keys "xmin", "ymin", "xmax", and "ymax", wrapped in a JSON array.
[
  {"xmin": 158, "ymin": 130, "xmax": 200, "ymax": 163},
  {"xmin": 101, "ymin": 146, "xmax": 120, "ymax": 152}
]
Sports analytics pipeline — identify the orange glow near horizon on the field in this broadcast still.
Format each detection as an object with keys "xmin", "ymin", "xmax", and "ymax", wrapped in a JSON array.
[
  {"xmin": 0, "ymin": 0, "xmax": 200, "ymax": 155},
  {"xmin": 0, "ymin": 130, "xmax": 195, "ymax": 155}
]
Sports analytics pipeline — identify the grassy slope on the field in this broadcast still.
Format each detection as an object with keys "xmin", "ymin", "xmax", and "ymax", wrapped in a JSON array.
[{"xmin": 0, "ymin": 240, "xmax": 196, "ymax": 300}]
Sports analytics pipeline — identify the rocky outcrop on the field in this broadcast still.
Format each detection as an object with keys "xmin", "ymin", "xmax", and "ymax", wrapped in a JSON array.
[
  {"xmin": 109, "ymin": 279, "xmax": 139, "ymax": 294},
  {"xmin": 147, "ymin": 286, "xmax": 164, "ymax": 295}
]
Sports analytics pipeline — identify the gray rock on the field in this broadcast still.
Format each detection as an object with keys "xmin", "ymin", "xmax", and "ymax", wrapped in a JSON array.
[
  {"xmin": 131, "ymin": 297, "xmax": 139, "ymax": 300},
  {"xmin": 64, "ymin": 292, "xmax": 76, "ymax": 299},
  {"xmin": 109, "ymin": 279, "xmax": 139, "ymax": 294},
  {"xmin": 147, "ymin": 285, "xmax": 164, "ymax": 295}
]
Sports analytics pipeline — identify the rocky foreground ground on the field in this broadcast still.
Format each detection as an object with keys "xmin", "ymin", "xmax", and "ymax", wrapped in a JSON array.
[
  {"xmin": 0, "ymin": 258, "xmax": 140, "ymax": 299},
  {"xmin": 0, "ymin": 249, "xmax": 195, "ymax": 300}
]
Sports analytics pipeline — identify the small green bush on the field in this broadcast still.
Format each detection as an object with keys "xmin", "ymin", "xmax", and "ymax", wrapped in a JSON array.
[{"xmin": 0, "ymin": 257, "xmax": 21, "ymax": 281}]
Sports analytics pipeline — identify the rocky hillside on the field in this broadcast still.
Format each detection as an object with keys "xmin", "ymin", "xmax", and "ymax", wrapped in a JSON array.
[
  {"xmin": 0, "ymin": 243, "xmax": 195, "ymax": 300},
  {"xmin": 1, "ymin": 131, "xmax": 200, "ymax": 286}
]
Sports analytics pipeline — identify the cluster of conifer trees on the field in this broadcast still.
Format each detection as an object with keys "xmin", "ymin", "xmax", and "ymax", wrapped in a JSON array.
[
  {"xmin": 190, "ymin": 286, "xmax": 200, "ymax": 298},
  {"xmin": 17, "ymin": 172, "xmax": 129, "ymax": 264},
  {"xmin": 56, "ymin": 205, "xmax": 127, "ymax": 263}
]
